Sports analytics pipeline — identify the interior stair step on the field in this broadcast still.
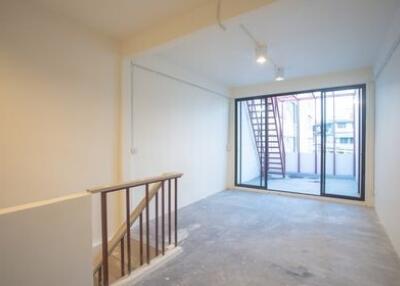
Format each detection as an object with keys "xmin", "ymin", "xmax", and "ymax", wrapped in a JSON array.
[{"xmin": 95, "ymin": 237, "xmax": 158, "ymax": 285}]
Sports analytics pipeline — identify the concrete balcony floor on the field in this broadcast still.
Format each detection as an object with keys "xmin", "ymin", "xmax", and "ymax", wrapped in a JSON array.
[{"xmin": 244, "ymin": 175, "xmax": 360, "ymax": 198}]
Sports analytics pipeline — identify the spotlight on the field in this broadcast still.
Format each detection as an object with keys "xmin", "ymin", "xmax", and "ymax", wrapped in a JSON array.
[
  {"xmin": 255, "ymin": 44, "xmax": 267, "ymax": 64},
  {"xmin": 275, "ymin": 66, "xmax": 285, "ymax": 81}
]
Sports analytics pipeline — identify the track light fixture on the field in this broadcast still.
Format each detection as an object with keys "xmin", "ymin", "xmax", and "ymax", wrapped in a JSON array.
[
  {"xmin": 275, "ymin": 66, "xmax": 285, "ymax": 81},
  {"xmin": 240, "ymin": 24, "xmax": 268, "ymax": 65},
  {"xmin": 255, "ymin": 44, "xmax": 268, "ymax": 64},
  {"xmin": 217, "ymin": 5, "xmax": 285, "ymax": 80}
]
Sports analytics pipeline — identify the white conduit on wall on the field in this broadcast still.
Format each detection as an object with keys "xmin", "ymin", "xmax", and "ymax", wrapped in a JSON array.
[{"xmin": 130, "ymin": 63, "xmax": 228, "ymax": 98}]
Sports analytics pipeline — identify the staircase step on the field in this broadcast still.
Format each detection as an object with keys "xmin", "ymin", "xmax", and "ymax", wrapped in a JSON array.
[
  {"xmin": 247, "ymin": 102, "xmax": 285, "ymax": 178},
  {"xmin": 268, "ymin": 172, "xmax": 284, "ymax": 175},
  {"xmin": 102, "ymin": 238, "xmax": 158, "ymax": 285}
]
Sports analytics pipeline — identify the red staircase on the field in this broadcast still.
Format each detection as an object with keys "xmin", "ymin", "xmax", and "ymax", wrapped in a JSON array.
[{"xmin": 247, "ymin": 97, "xmax": 286, "ymax": 179}]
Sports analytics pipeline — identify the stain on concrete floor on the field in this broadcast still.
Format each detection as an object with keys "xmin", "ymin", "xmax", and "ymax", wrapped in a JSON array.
[{"xmin": 135, "ymin": 190, "xmax": 400, "ymax": 286}]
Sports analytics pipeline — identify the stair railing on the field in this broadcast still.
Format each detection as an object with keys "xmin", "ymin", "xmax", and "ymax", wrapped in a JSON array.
[
  {"xmin": 246, "ymin": 100, "xmax": 266, "ymax": 181},
  {"xmin": 88, "ymin": 172, "xmax": 183, "ymax": 286},
  {"xmin": 272, "ymin": 98, "xmax": 286, "ymax": 176}
]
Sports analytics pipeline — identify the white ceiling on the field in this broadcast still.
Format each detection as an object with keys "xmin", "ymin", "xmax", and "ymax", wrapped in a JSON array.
[
  {"xmin": 148, "ymin": 0, "xmax": 400, "ymax": 87},
  {"xmin": 29, "ymin": 0, "xmax": 210, "ymax": 39}
]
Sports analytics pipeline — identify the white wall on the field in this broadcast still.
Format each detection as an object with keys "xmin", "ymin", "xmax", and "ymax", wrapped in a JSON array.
[
  {"xmin": 122, "ymin": 55, "xmax": 229, "ymax": 210},
  {"xmin": 374, "ymin": 6, "xmax": 400, "ymax": 256},
  {"xmin": 0, "ymin": 0, "xmax": 121, "ymax": 245},
  {"xmin": 228, "ymin": 68, "xmax": 375, "ymax": 206},
  {"xmin": 0, "ymin": 193, "xmax": 92, "ymax": 286}
]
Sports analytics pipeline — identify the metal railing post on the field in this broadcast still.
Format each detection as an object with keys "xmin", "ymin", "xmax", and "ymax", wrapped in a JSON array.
[{"xmin": 101, "ymin": 193, "xmax": 109, "ymax": 286}]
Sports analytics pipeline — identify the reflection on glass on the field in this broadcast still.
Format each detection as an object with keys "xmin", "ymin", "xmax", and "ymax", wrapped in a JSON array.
[
  {"xmin": 267, "ymin": 93, "xmax": 322, "ymax": 195},
  {"xmin": 236, "ymin": 99, "xmax": 266, "ymax": 187},
  {"xmin": 235, "ymin": 87, "xmax": 364, "ymax": 200},
  {"xmin": 324, "ymin": 89, "xmax": 361, "ymax": 198}
]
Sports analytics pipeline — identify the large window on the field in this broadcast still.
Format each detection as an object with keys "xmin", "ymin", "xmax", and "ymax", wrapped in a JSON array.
[{"xmin": 235, "ymin": 85, "xmax": 366, "ymax": 200}]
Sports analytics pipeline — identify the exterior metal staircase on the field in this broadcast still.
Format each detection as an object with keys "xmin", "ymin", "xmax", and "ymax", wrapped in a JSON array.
[{"xmin": 247, "ymin": 97, "xmax": 286, "ymax": 180}]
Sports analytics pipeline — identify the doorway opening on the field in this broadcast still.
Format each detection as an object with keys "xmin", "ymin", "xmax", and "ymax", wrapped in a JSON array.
[{"xmin": 235, "ymin": 85, "xmax": 366, "ymax": 200}]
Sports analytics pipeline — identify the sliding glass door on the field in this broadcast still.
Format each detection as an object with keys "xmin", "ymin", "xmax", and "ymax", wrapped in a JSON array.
[
  {"xmin": 322, "ymin": 87, "xmax": 365, "ymax": 199},
  {"xmin": 235, "ymin": 85, "xmax": 366, "ymax": 200}
]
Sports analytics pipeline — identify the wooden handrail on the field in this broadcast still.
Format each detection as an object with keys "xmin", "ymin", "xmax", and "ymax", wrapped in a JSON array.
[
  {"xmin": 89, "ymin": 172, "xmax": 183, "ymax": 286},
  {"xmin": 87, "ymin": 172, "xmax": 183, "ymax": 194},
  {"xmin": 92, "ymin": 181, "xmax": 162, "ymax": 273}
]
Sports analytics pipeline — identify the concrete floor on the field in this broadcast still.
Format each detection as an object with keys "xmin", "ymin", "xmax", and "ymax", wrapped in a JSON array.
[
  {"xmin": 135, "ymin": 190, "xmax": 400, "ymax": 286},
  {"xmin": 245, "ymin": 176, "xmax": 360, "ymax": 197}
]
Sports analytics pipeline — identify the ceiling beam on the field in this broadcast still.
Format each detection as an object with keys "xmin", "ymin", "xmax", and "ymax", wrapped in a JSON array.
[{"xmin": 121, "ymin": 0, "xmax": 275, "ymax": 56}]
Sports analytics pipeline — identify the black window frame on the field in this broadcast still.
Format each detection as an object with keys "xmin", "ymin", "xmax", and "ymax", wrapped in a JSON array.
[{"xmin": 234, "ymin": 84, "xmax": 367, "ymax": 201}]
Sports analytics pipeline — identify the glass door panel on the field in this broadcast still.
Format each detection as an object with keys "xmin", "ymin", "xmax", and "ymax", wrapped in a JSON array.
[
  {"xmin": 236, "ymin": 99, "xmax": 266, "ymax": 188},
  {"xmin": 323, "ymin": 88, "xmax": 363, "ymax": 199},
  {"xmin": 267, "ymin": 93, "xmax": 322, "ymax": 195}
]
